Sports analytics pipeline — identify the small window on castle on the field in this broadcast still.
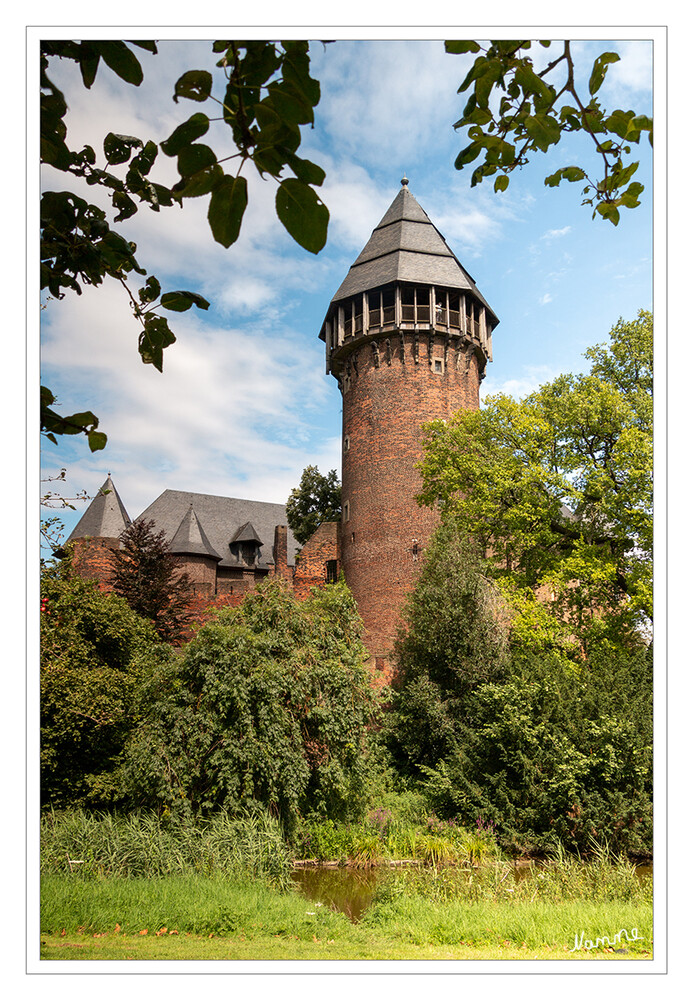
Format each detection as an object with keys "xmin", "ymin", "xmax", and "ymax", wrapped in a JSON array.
[
  {"xmin": 343, "ymin": 435, "xmax": 350, "ymax": 453},
  {"xmin": 354, "ymin": 297, "xmax": 363, "ymax": 334},
  {"xmin": 326, "ymin": 560, "xmax": 338, "ymax": 584},
  {"xmin": 433, "ymin": 359, "xmax": 443, "ymax": 374},
  {"xmin": 343, "ymin": 501, "xmax": 350, "ymax": 523},
  {"xmin": 382, "ymin": 285, "xmax": 395, "ymax": 325}
]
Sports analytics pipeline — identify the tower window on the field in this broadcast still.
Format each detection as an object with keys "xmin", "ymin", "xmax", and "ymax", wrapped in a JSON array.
[
  {"xmin": 326, "ymin": 560, "xmax": 338, "ymax": 584},
  {"xmin": 401, "ymin": 284, "xmax": 431, "ymax": 324},
  {"xmin": 343, "ymin": 435, "xmax": 350, "ymax": 453},
  {"xmin": 433, "ymin": 359, "xmax": 443, "ymax": 373},
  {"xmin": 343, "ymin": 500, "xmax": 350, "ymax": 523}
]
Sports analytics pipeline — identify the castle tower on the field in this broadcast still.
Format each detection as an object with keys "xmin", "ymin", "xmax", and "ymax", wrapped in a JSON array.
[
  {"xmin": 319, "ymin": 179, "xmax": 499, "ymax": 676},
  {"xmin": 66, "ymin": 474, "xmax": 131, "ymax": 586}
]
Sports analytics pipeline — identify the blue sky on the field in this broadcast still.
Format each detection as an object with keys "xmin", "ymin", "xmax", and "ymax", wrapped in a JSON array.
[{"xmin": 39, "ymin": 32, "xmax": 656, "ymax": 542}]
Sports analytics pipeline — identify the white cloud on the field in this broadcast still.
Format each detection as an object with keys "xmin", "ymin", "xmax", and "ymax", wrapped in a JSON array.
[
  {"xmin": 542, "ymin": 226, "xmax": 571, "ymax": 242},
  {"xmin": 539, "ymin": 293, "xmax": 552, "ymax": 306},
  {"xmin": 481, "ymin": 364, "xmax": 559, "ymax": 402}
]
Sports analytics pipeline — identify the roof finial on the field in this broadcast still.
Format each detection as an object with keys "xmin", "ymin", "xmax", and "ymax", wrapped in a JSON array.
[{"xmin": 401, "ymin": 174, "xmax": 409, "ymax": 187}]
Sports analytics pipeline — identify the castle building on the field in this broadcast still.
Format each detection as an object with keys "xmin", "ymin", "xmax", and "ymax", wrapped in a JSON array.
[
  {"xmin": 67, "ymin": 180, "xmax": 498, "ymax": 673},
  {"xmin": 319, "ymin": 178, "xmax": 498, "ymax": 672},
  {"xmin": 67, "ymin": 476, "xmax": 337, "ymax": 605}
]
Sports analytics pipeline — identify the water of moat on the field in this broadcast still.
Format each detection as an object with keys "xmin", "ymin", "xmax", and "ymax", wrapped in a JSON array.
[{"xmin": 290, "ymin": 862, "xmax": 654, "ymax": 924}]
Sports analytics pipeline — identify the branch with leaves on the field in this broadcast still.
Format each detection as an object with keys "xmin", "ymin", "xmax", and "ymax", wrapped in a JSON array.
[
  {"xmin": 40, "ymin": 39, "xmax": 329, "ymax": 450},
  {"xmin": 446, "ymin": 40, "xmax": 652, "ymax": 225}
]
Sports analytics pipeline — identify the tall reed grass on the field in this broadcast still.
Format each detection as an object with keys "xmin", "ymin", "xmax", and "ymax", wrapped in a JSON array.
[{"xmin": 40, "ymin": 809, "xmax": 293, "ymax": 889}]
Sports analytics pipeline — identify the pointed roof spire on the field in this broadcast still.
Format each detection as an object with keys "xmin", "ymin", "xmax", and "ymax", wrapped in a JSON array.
[
  {"xmin": 67, "ymin": 475, "xmax": 131, "ymax": 541},
  {"xmin": 329, "ymin": 179, "xmax": 498, "ymax": 327},
  {"xmin": 169, "ymin": 504, "xmax": 222, "ymax": 560}
]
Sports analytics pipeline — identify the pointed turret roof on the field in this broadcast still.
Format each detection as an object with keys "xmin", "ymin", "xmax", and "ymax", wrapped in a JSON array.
[
  {"xmin": 169, "ymin": 504, "xmax": 222, "ymax": 561},
  {"xmin": 330, "ymin": 177, "xmax": 498, "ymax": 326},
  {"xmin": 67, "ymin": 475, "xmax": 131, "ymax": 541}
]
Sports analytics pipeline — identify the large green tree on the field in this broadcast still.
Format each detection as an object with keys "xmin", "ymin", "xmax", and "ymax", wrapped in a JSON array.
[
  {"xmin": 417, "ymin": 310, "xmax": 653, "ymax": 653},
  {"xmin": 286, "ymin": 465, "xmax": 342, "ymax": 545},
  {"xmin": 384, "ymin": 519, "xmax": 652, "ymax": 856}
]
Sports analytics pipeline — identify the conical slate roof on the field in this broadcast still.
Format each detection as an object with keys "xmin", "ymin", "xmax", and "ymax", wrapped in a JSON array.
[
  {"xmin": 330, "ymin": 179, "xmax": 499, "ymax": 326},
  {"xmin": 67, "ymin": 475, "xmax": 131, "ymax": 541},
  {"xmin": 169, "ymin": 504, "xmax": 222, "ymax": 561}
]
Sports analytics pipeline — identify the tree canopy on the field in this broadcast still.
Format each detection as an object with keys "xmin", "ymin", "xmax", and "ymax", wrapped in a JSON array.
[
  {"xmin": 416, "ymin": 310, "xmax": 653, "ymax": 652},
  {"xmin": 286, "ymin": 465, "xmax": 342, "ymax": 545}
]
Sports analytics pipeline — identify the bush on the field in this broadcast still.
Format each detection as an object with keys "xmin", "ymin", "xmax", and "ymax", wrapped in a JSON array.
[
  {"xmin": 40, "ymin": 569, "xmax": 160, "ymax": 808},
  {"xmin": 119, "ymin": 579, "xmax": 379, "ymax": 832}
]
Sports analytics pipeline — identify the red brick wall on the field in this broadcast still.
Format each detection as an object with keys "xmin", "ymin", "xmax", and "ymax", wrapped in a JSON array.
[
  {"xmin": 69, "ymin": 537, "xmax": 119, "ymax": 591},
  {"xmin": 293, "ymin": 522, "xmax": 340, "ymax": 600},
  {"xmin": 340, "ymin": 332, "xmax": 481, "ymax": 678}
]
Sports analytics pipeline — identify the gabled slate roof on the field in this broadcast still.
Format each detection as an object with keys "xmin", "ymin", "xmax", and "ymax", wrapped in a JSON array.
[
  {"xmin": 67, "ymin": 475, "xmax": 131, "ymax": 541},
  {"xmin": 329, "ymin": 179, "xmax": 499, "ymax": 326},
  {"xmin": 169, "ymin": 504, "xmax": 222, "ymax": 561},
  {"xmin": 137, "ymin": 490, "xmax": 300, "ymax": 570}
]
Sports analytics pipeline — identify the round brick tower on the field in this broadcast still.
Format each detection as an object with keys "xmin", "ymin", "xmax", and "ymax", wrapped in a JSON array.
[{"xmin": 319, "ymin": 179, "xmax": 499, "ymax": 678}]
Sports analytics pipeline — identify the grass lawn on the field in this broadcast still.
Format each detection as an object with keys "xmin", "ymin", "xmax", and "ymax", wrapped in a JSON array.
[{"xmin": 40, "ymin": 874, "xmax": 653, "ymax": 963}]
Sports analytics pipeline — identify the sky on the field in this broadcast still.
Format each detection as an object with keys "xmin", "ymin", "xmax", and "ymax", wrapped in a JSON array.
[{"xmin": 38, "ymin": 31, "xmax": 656, "ymax": 544}]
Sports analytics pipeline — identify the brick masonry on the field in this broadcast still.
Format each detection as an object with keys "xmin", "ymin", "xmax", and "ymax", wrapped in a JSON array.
[{"xmin": 340, "ymin": 332, "xmax": 481, "ymax": 679}]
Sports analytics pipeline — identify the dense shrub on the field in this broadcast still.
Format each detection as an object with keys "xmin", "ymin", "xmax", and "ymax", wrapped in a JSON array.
[
  {"xmin": 119, "ymin": 579, "xmax": 379, "ymax": 831},
  {"xmin": 40, "ymin": 569, "xmax": 160, "ymax": 808}
]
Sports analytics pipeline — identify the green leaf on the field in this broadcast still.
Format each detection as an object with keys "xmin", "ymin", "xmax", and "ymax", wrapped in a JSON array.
[
  {"xmin": 494, "ymin": 175, "xmax": 509, "ymax": 193},
  {"xmin": 207, "ymin": 175, "xmax": 248, "ymax": 248},
  {"xmin": 275, "ymin": 179, "xmax": 329, "ymax": 254},
  {"xmin": 174, "ymin": 70, "xmax": 213, "ymax": 103},
  {"xmin": 172, "ymin": 163, "xmax": 223, "ymax": 198},
  {"xmin": 138, "ymin": 275, "xmax": 161, "ymax": 304},
  {"xmin": 177, "ymin": 143, "xmax": 217, "ymax": 178},
  {"xmin": 138, "ymin": 315, "xmax": 176, "ymax": 371},
  {"xmin": 445, "ymin": 40, "xmax": 481, "ymax": 54},
  {"xmin": 455, "ymin": 141, "xmax": 482, "ymax": 169},
  {"xmin": 96, "ymin": 41, "xmax": 145, "ymax": 86},
  {"xmin": 87, "ymin": 430, "xmax": 108, "ymax": 452},
  {"xmin": 103, "ymin": 133, "xmax": 143, "ymax": 165},
  {"xmin": 283, "ymin": 151, "xmax": 326, "ymax": 186},
  {"xmin": 160, "ymin": 113, "xmax": 210, "ymax": 156},
  {"xmin": 525, "ymin": 113, "xmax": 561, "ymax": 152},
  {"xmin": 589, "ymin": 52, "xmax": 620, "ymax": 96},
  {"xmin": 160, "ymin": 290, "xmax": 210, "ymax": 312}
]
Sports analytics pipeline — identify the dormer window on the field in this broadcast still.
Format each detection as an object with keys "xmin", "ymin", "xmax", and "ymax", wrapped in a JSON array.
[{"xmin": 229, "ymin": 522, "xmax": 263, "ymax": 567}]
